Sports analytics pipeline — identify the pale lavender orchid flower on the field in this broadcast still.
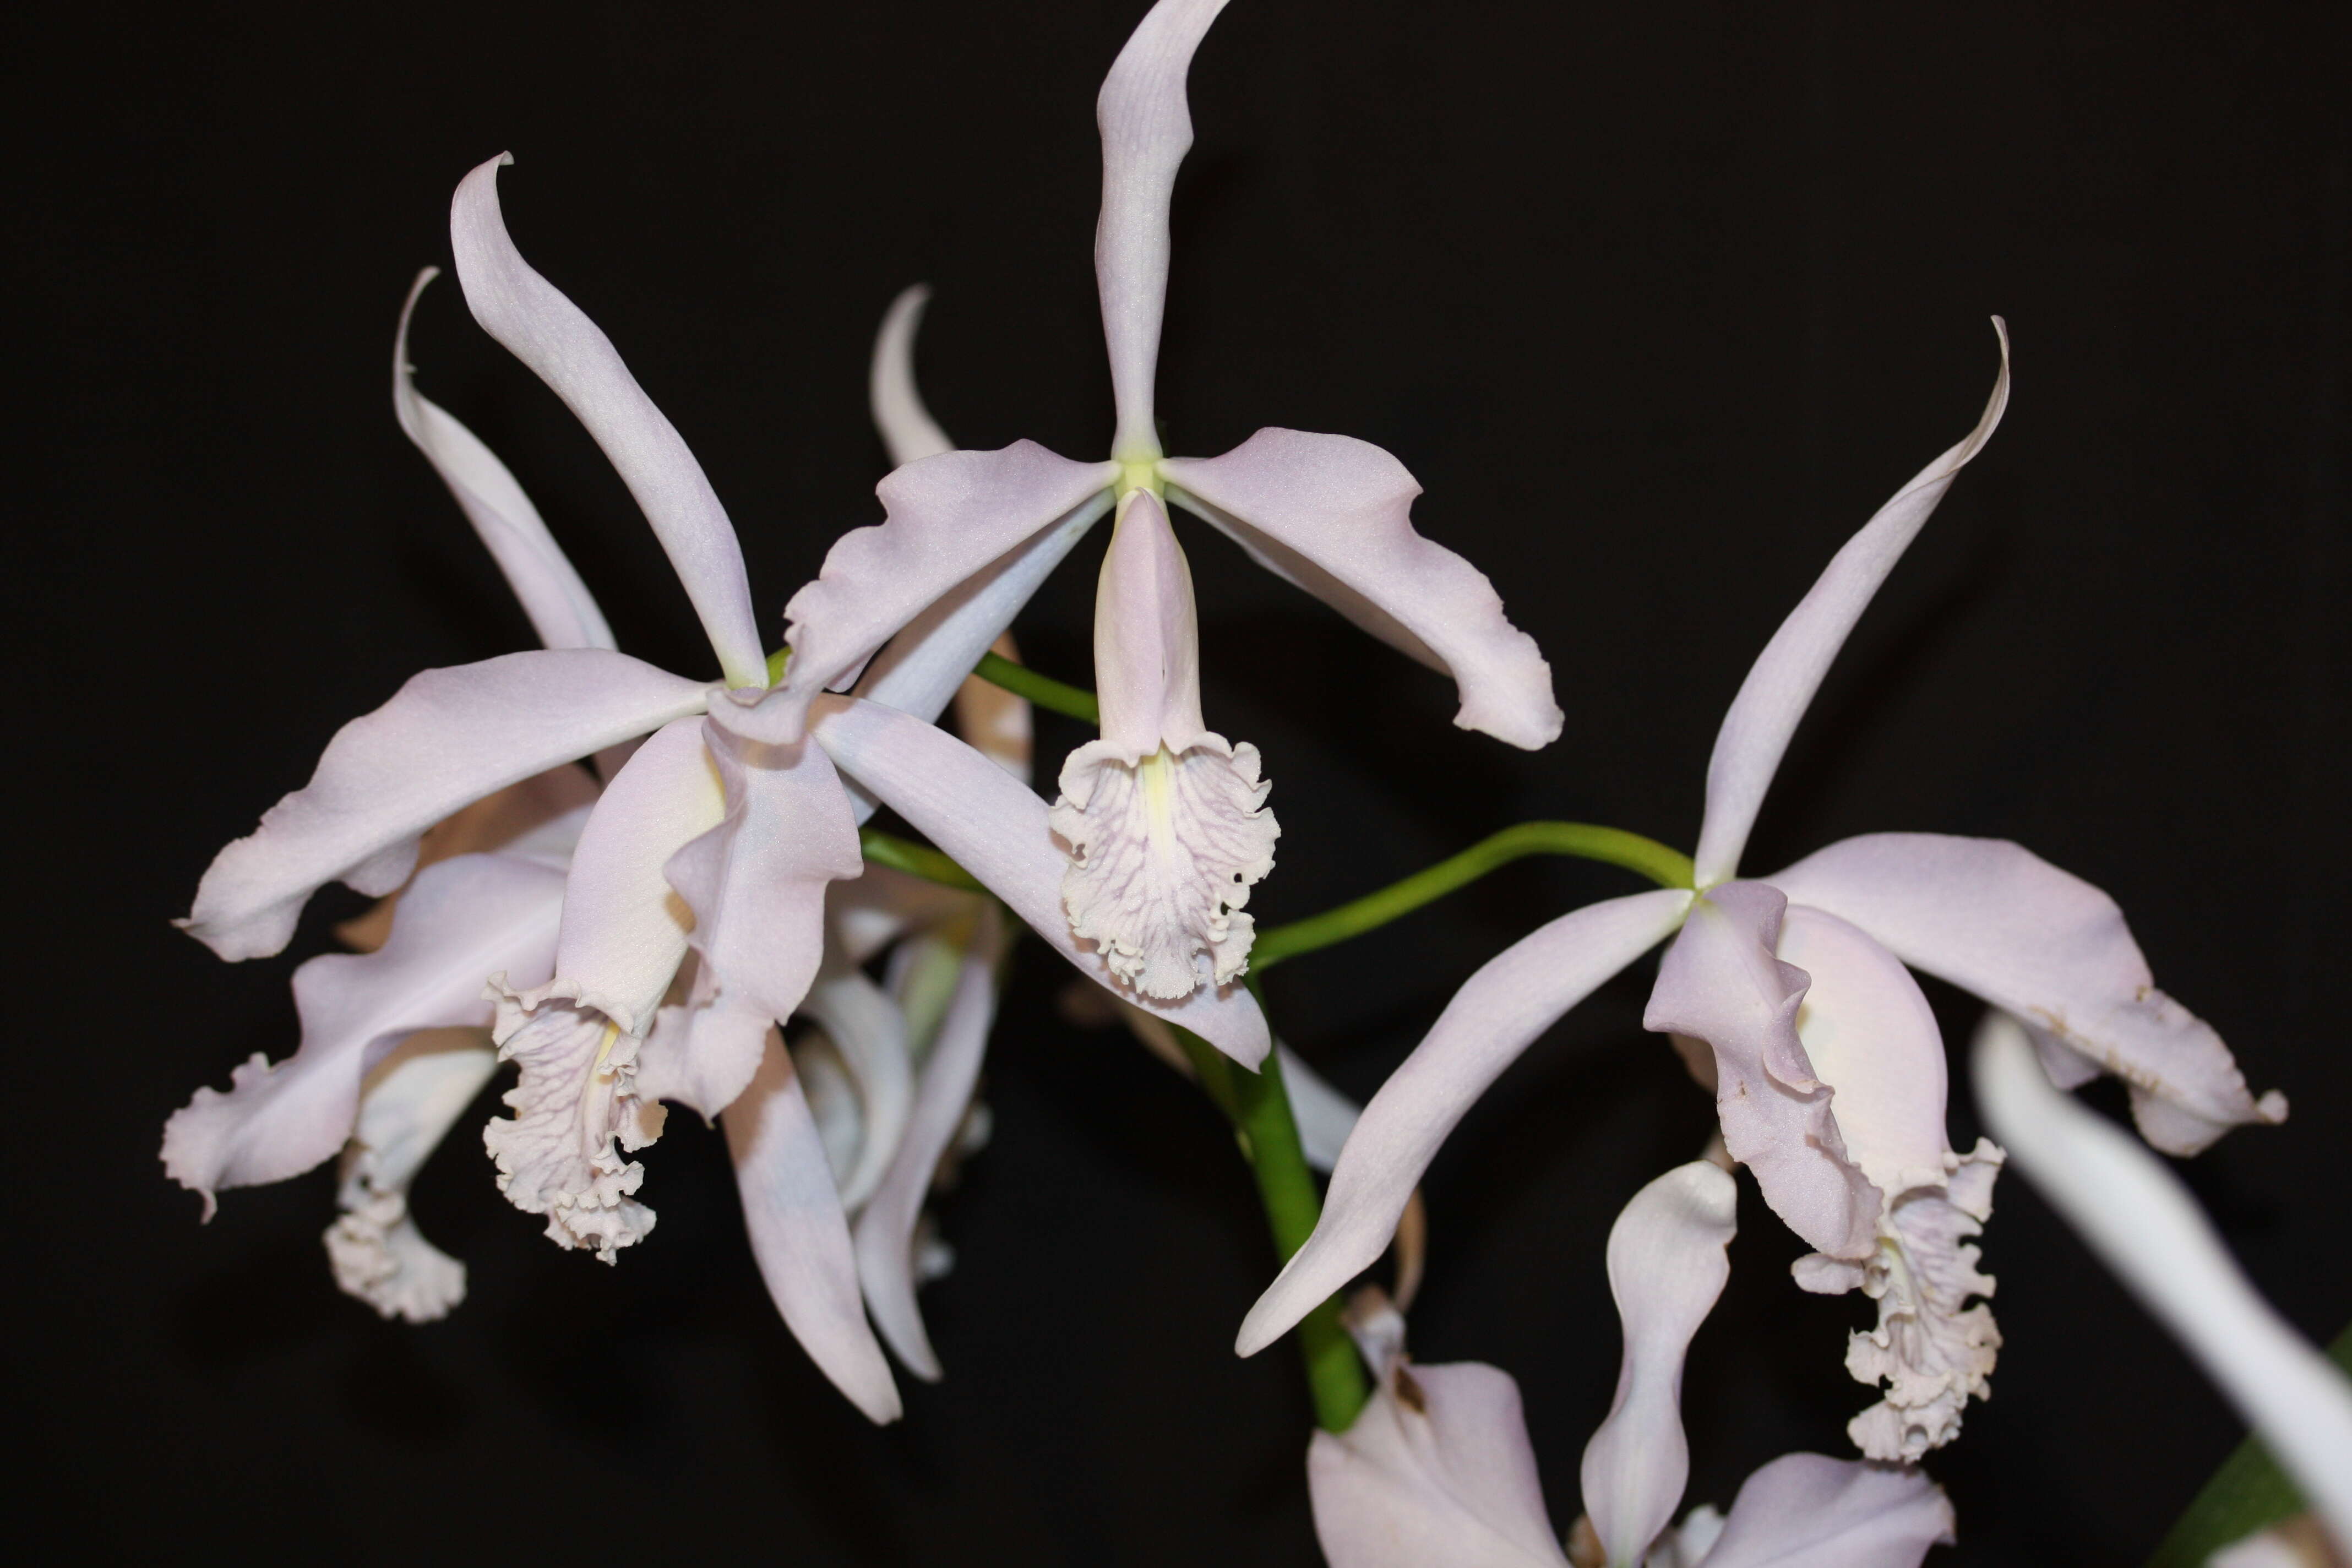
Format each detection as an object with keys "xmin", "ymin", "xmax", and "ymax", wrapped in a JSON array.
[
  {"xmin": 1308, "ymin": 1163, "xmax": 1955, "ymax": 1568},
  {"xmin": 166, "ymin": 161, "xmax": 1265, "ymax": 1422},
  {"xmin": 1974, "ymin": 1013, "xmax": 2352, "ymax": 1558},
  {"xmin": 741, "ymin": 0, "xmax": 1559, "ymax": 1006},
  {"xmin": 1244, "ymin": 323, "xmax": 2285, "ymax": 1465}
]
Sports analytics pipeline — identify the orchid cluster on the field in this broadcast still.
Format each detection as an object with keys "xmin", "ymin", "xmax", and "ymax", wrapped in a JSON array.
[{"xmin": 163, "ymin": 1, "xmax": 2348, "ymax": 1561}]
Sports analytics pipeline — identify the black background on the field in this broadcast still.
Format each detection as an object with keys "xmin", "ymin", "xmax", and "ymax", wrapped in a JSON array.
[{"xmin": 14, "ymin": 2, "xmax": 2348, "ymax": 1563}]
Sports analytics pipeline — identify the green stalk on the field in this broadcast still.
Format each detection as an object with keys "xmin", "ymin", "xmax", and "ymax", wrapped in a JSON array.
[
  {"xmin": 858, "ymin": 827, "xmax": 984, "ymax": 892},
  {"xmin": 1174, "ymin": 1022, "xmax": 1369, "ymax": 1434},
  {"xmin": 973, "ymin": 651, "xmax": 1101, "ymax": 725},
  {"xmin": 2148, "ymin": 1322, "xmax": 2352, "ymax": 1566},
  {"xmin": 1252, "ymin": 821, "xmax": 1695, "ymax": 969}
]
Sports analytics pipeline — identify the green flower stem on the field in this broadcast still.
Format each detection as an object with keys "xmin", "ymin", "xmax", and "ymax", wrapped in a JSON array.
[
  {"xmin": 973, "ymin": 651, "xmax": 1100, "ymax": 725},
  {"xmin": 1252, "ymin": 821, "xmax": 1696, "ymax": 970},
  {"xmin": 858, "ymin": 827, "xmax": 984, "ymax": 892},
  {"xmin": 2149, "ymin": 1321, "xmax": 2352, "ymax": 1566},
  {"xmin": 1173, "ymin": 1020, "xmax": 1369, "ymax": 1435}
]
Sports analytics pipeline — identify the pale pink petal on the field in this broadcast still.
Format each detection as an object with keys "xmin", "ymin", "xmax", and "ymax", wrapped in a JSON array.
[
  {"xmin": 163, "ymin": 851, "xmax": 566, "ymax": 1211},
  {"xmin": 1777, "ymin": 905, "xmax": 1953, "ymax": 1199},
  {"xmin": 1642, "ymin": 884, "xmax": 1879, "ymax": 1260},
  {"xmin": 1691, "ymin": 322, "xmax": 2010, "ymax": 886},
  {"xmin": 1095, "ymin": 0, "xmax": 1231, "ymax": 459},
  {"xmin": 805, "ymin": 695, "xmax": 1271, "ymax": 1068},
  {"xmin": 449, "ymin": 155, "xmax": 765, "ymax": 689},
  {"xmin": 1162, "ymin": 431, "xmax": 1561, "ymax": 750},
  {"xmin": 181, "ymin": 650, "xmax": 707, "ymax": 961},
  {"xmin": 635, "ymin": 997, "xmax": 769, "ymax": 1128},
  {"xmin": 1280, "ymin": 1044, "xmax": 1359, "ymax": 1173},
  {"xmin": 1309, "ymin": 1357, "xmax": 1572, "ymax": 1568},
  {"xmin": 657, "ymin": 725, "xmax": 863, "ymax": 1114},
  {"xmin": 482, "ymin": 987, "xmax": 666, "ymax": 1260},
  {"xmin": 325, "ymin": 1028, "xmax": 501, "ymax": 1323},
  {"xmin": 855, "ymin": 909, "xmax": 1004, "ymax": 1380},
  {"xmin": 548, "ymin": 715, "xmax": 726, "ymax": 1028},
  {"xmin": 1581, "ymin": 1162, "xmax": 1738, "ymax": 1568},
  {"xmin": 1773, "ymin": 833, "xmax": 2285, "ymax": 1154},
  {"xmin": 336, "ymin": 766, "xmax": 597, "ymax": 953},
  {"xmin": 764, "ymin": 443, "xmax": 1117, "ymax": 742},
  {"xmin": 392, "ymin": 269, "xmax": 613, "ymax": 652},
  {"xmin": 1237, "ymin": 889, "xmax": 1692, "ymax": 1355},
  {"xmin": 1974, "ymin": 1013, "xmax": 2352, "ymax": 1546},
  {"xmin": 870, "ymin": 284, "xmax": 952, "ymax": 466},
  {"xmin": 827, "ymin": 863, "xmax": 978, "ymax": 968},
  {"xmin": 799, "ymin": 968, "xmax": 914, "ymax": 1212},
  {"xmin": 1700, "ymin": 1452, "xmax": 1954, "ymax": 1568},
  {"xmin": 1091, "ymin": 490, "xmax": 1207, "ymax": 754},
  {"xmin": 722, "ymin": 1029, "xmax": 903, "ymax": 1424}
]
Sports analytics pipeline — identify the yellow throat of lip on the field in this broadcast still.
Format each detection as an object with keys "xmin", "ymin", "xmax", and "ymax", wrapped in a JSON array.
[
  {"xmin": 592, "ymin": 1021, "xmax": 621, "ymax": 1071},
  {"xmin": 1139, "ymin": 746, "xmax": 1179, "ymax": 850}
]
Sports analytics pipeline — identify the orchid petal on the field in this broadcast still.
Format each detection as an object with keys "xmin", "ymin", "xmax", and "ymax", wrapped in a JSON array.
[
  {"xmin": 722, "ymin": 1030, "xmax": 903, "ymax": 1424},
  {"xmin": 482, "ymin": 989, "xmax": 665, "ymax": 1260},
  {"xmin": 1777, "ymin": 905, "xmax": 1953, "ymax": 1200},
  {"xmin": 1309, "ymin": 1359, "xmax": 1571, "ymax": 1568},
  {"xmin": 1691, "ymin": 322, "xmax": 2010, "ymax": 886},
  {"xmin": 855, "ymin": 909, "xmax": 1003, "ymax": 1380},
  {"xmin": 952, "ymin": 631, "xmax": 1035, "ymax": 783},
  {"xmin": 336, "ymin": 767, "xmax": 597, "ymax": 952},
  {"xmin": 325, "ymin": 1029, "xmax": 501, "ymax": 1323},
  {"xmin": 547, "ymin": 715, "xmax": 725, "ymax": 1029},
  {"xmin": 1091, "ymin": 489, "xmax": 1206, "ymax": 754},
  {"xmin": 164, "ymin": 851, "xmax": 566, "ymax": 1208},
  {"xmin": 181, "ymin": 650, "xmax": 707, "ymax": 961},
  {"xmin": 1238, "ymin": 888, "xmax": 1691, "ymax": 1355},
  {"xmin": 1643, "ymin": 884, "xmax": 1879, "ymax": 1260},
  {"xmin": 1096, "ymin": 0, "xmax": 1229, "ymax": 459},
  {"xmin": 827, "ymin": 863, "xmax": 977, "ymax": 968},
  {"xmin": 657, "ymin": 725, "xmax": 863, "ymax": 1114},
  {"xmin": 449, "ymin": 155, "xmax": 764, "ymax": 688},
  {"xmin": 1773, "ymin": 833, "xmax": 2285, "ymax": 1153},
  {"xmin": 1699, "ymin": 1452, "xmax": 1954, "ymax": 1568},
  {"xmin": 768, "ymin": 443, "xmax": 1117, "ymax": 741},
  {"xmin": 1280, "ymin": 1045, "xmax": 1359, "ymax": 1173},
  {"xmin": 1973, "ymin": 1012, "xmax": 2352, "ymax": 1548},
  {"xmin": 1163, "ymin": 431, "xmax": 1561, "ymax": 749},
  {"xmin": 805, "ymin": 695, "xmax": 1270, "ymax": 1067},
  {"xmin": 799, "ymin": 968, "xmax": 914, "ymax": 1213},
  {"xmin": 392, "ymin": 269, "xmax": 613, "ymax": 652},
  {"xmin": 1581, "ymin": 1162, "xmax": 1738, "ymax": 1568},
  {"xmin": 870, "ymin": 284, "xmax": 953, "ymax": 466}
]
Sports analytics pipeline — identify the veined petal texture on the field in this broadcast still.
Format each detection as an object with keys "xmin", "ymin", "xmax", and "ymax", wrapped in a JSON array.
[
  {"xmin": 1238, "ymin": 888, "xmax": 1692, "ymax": 1355},
  {"xmin": 393, "ymin": 269, "xmax": 613, "ymax": 653},
  {"xmin": 1164, "ymin": 430, "xmax": 1561, "ymax": 750},
  {"xmin": 164, "ymin": 850, "xmax": 566, "ymax": 1207},
  {"xmin": 1580, "ymin": 1162, "xmax": 1737, "ymax": 1568},
  {"xmin": 808, "ymin": 695, "xmax": 1270, "ymax": 1067},
  {"xmin": 1644, "ymin": 884, "xmax": 1879, "ymax": 1260},
  {"xmin": 724, "ymin": 1030, "xmax": 904, "ymax": 1424},
  {"xmin": 1773, "ymin": 832, "xmax": 2284, "ymax": 1153},
  {"xmin": 1700, "ymin": 1452, "xmax": 1954, "ymax": 1568},
  {"xmin": 482, "ymin": 987, "xmax": 666, "ymax": 1261},
  {"xmin": 1095, "ymin": 0, "xmax": 1229, "ymax": 459},
  {"xmin": 1691, "ymin": 322, "xmax": 2009, "ymax": 887},
  {"xmin": 1973, "ymin": 1014, "xmax": 2352, "ymax": 1550},
  {"xmin": 450, "ymin": 155, "xmax": 765, "ymax": 689},
  {"xmin": 773, "ymin": 442, "xmax": 1117, "ymax": 736},
  {"xmin": 181, "ymin": 649, "xmax": 708, "ymax": 961}
]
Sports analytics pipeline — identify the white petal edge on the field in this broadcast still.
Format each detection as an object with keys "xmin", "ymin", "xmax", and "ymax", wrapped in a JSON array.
[
  {"xmin": 722, "ymin": 1029, "xmax": 903, "ymax": 1424},
  {"xmin": 393, "ymin": 268, "xmax": 613, "ymax": 652},
  {"xmin": 870, "ymin": 284, "xmax": 952, "ymax": 466},
  {"xmin": 1691, "ymin": 320, "xmax": 2010, "ymax": 887},
  {"xmin": 1580, "ymin": 1162, "xmax": 1738, "ymax": 1568},
  {"xmin": 1972, "ymin": 1011, "xmax": 2352, "ymax": 1551},
  {"xmin": 1238, "ymin": 888, "xmax": 1692, "ymax": 1356},
  {"xmin": 449, "ymin": 154, "xmax": 765, "ymax": 688},
  {"xmin": 181, "ymin": 649, "xmax": 708, "ymax": 961}
]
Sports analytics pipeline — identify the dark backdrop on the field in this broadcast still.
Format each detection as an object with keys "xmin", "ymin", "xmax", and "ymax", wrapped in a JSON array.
[{"xmin": 14, "ymin": 2, "xmax": 2347, "ymax": 1563}]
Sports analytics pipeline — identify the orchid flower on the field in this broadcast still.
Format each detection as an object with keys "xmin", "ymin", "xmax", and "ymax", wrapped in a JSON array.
[
  {"xmin": 1243, "ymin": 323, "xmax": 2286, "ymax": 1466},
  {"xmin": 741, "ymin": 0, "xmax": 1559, "ymax": 1005},
  {"xmin": 167, "ymin": 158, "xmax": 1266, "ymax": 1421},
  {"xmin": 1308, "ymin": 1163, "xmax": 1955, "ymax": 1568},
  {"xmin": 1973, "ymin": 1012, "xmax": 2352, "ymax": 1559}
]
